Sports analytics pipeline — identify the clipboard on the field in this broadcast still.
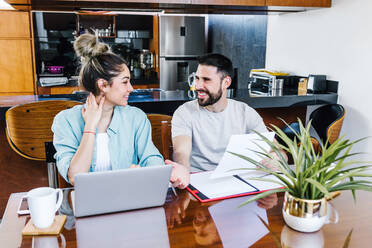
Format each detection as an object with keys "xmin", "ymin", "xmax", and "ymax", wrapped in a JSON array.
[{"xmin": 186, "ymin": 171, "xmax": 282, "ymax": 203}]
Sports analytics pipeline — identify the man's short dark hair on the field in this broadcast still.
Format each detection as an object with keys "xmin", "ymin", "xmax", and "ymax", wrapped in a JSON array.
[{"xmin": 197, "ymin": 53, "xmax": 233, "ymax": 79}]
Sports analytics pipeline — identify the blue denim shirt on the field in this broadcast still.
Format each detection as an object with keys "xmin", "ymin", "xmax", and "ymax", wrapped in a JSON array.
[{"xmin": 52, "ymin": 104, "xmax": 164, "ymax": 183}]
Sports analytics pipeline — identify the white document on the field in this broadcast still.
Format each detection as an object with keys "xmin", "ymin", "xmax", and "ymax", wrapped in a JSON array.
[
  {"xmin": 189, "ymin": 170, "xmax": 283, "ymax": 200},
  {"xmin": 211, "ymin": 132, "xmax": 276, "ymax": 179},
  {"xmin": 240, "ymin": 173, "xmax": 283, "ymax": 190},
  {"xmin": 190, "ymin": 171, "xmax": 257, "ymax": 199}
]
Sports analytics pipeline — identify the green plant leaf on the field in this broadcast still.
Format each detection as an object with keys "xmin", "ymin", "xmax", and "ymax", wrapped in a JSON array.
[
  {"xmin": 343, "ymin": 228, "xmax": 353, "ymax": 248},
  {"xmin": 305, "ymin": 178, "xmax": 332, "ymax": 199},
  {"xmin": 228, "ymin": 119, "xmax": 372, "ymax": 201},
  {"xmin": 246, "ymin": 177, "xmax": 289, "ymax": 189},
  {"xmin": 237, "ymin": 188, "xmax": 288, "ymax": 208}
]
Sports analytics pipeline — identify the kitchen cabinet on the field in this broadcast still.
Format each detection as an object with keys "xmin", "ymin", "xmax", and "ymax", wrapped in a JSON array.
[
  {"xmin": 0, "ymin": 11, "xmax": 30, "ymax": 38},
  {"xmin": 0, "ymin": 10, "xmax": 35, "ymax": 95},
  {"xmin": 8, "ymin": 0, "xmax": 332, "ymax": 9},
  {"xmin": 5, "ymin": 0, "xmax": 30, "ymax": 10},
  {"xmin": 266, "ymin": 0, "xmax": 331, "ymax": 7},
  {"xmin": 191, "ymin": 0, "xmax": 264, "ymax": 6},
  {"xmin": 37, "ymin": 86, "xmax": 80, "ymax": 95},
  {"xmin": 5, "ymin": 0, "xmax": 29, "ymax": 3}
]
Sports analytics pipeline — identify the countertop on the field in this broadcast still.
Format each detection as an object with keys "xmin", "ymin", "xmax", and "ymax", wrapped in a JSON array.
[{"xmin": 0, "ymin": 89, "xmax": 338, "ymax": 113}]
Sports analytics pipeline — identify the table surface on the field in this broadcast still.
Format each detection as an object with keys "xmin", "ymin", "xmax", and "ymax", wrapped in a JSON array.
[{"xmin": 0, "ymin": 189, "xmax": 371, "ymax": 248}]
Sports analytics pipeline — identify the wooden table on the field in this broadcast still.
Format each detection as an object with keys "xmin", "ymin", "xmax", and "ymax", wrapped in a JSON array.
[{"xmin": 0, "ymin": 189, "xmax": 371, "ymax": 248}]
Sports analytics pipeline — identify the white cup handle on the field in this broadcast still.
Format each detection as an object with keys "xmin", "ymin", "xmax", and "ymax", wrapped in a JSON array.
[
  {"xmin": 325, "ymin": 202, "xmax": 339, "ymax": 224},
  {"xmin": 59, "ymin": 233, "xmax": 66, "ymax": 248},
  {"xmin": 55, "ymin": 189, "xmax": 63, "ymax": 212}
]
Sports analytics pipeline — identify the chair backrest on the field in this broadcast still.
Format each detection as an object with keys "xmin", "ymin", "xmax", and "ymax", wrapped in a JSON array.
[
  {"xmin": 309, "ymin": 104, "xmax": 345, "ymax": 145},
  {"xmin": 5, "ymin": 100, "xmax": 82, "ymax": 160},
  {"xmin": 160, "ymin": 120, "xmax": 173, "ymax": 160},
  {"xmin": 45, "ymin": 141, "xmax": 72, "ymax": 188},
  {"xmin": 147, "ymin": 114, "xmax": 172, "ymax": 159}
]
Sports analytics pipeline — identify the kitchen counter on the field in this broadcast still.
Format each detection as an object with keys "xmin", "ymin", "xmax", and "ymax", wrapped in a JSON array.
[{"xmin": 0, "ymin": 88, "xmax": 338, "ymax": 117}]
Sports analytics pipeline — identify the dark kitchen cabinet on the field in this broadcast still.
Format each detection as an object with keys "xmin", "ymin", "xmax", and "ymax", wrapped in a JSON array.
[{"xmin": 77, "ymin": 13, "xmax": 117, "ymax": 38}]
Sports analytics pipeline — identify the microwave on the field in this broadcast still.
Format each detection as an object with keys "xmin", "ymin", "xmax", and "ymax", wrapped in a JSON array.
[{"xmin": 249, "ymin": 70, "xmax": 300, "ymax": 91}]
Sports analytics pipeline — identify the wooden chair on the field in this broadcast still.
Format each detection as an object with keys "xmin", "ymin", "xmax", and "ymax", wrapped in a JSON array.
[
  {"xmin": 5, "ymin": 100, "xmax": 81, "ymax": 188},
  {"xmin": 45, "ymin": 141, "xmax": 72, "ymax": 189},
  {"xmin": 147, "ymin": 114, "xmax": 173, "ymax": 160},
  {"xmin": 277, "ymin": 104, "xmax": 345, "ymax": 153},
  {"xmin": 160, "ymin": 120, "xmax": 173, "ymax": 160},
  {"xmin": 310, "ymin": 104, "xmax": 345, "ymax": 145}
]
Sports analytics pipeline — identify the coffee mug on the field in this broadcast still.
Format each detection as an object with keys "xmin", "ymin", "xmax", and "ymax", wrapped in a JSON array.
[{"xmin": 27, "ymin": 187, "xmax": 63, "ymax": 229}]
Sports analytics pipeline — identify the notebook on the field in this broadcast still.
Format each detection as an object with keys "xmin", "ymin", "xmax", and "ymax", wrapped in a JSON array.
[
  {"xmin": 72, "ymin": 165, "xmax": 172, "ymax": 217},
  {"xmin": 187, "ymin": 170, "xmax": 283, "ymax": 202}
]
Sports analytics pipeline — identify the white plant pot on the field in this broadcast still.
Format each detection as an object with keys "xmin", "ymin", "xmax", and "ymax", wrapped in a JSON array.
[{"xmin": 282, "ymin": 192, "xmax": 338, "ymax": 233}]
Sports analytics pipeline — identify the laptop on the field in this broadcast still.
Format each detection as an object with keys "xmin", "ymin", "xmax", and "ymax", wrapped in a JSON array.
[
  {"xmin": 72, "ymin": 165, "xmax": 172, "ymax": 217},
  {"xmin": 75, "ymin": 207, "xmax": 170, "ymax": 248}
]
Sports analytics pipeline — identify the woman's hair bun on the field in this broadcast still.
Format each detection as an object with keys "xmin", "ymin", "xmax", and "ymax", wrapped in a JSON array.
[{"xmin": 74, "ymin": 33, "xmax": 110, "ymax": 62}]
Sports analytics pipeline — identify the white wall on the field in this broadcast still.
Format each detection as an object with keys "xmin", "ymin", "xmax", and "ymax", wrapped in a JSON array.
[{"xmin": 266, "ymin": 0, "xmax": 372, "ymax": 161}]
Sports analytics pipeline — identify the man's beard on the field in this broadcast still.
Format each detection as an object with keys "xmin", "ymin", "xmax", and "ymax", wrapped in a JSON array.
[{"xmin": 197, "ymin": 86, "xmax": 223, "ymax": 107}]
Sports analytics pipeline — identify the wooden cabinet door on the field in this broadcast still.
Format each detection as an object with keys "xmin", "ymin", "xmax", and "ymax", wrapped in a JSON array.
[
  {"xmin": 191, "ymin": 0, "xmax": 264, "ymax": 5},
  {"xmin": 0, "ymin": 40, "xmax": 34, "ymax": 93},
  {"xmin": 0, "ymin": 11, "xmax": 30, "ymax": 38},
  {"xmin": 266, "ymin": 0, "xmax": 331, "ymax": 7}
]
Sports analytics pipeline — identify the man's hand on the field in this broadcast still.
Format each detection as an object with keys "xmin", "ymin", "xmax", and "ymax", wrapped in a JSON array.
[
  {"xmin": 260, "ymin": 150, "xmax": 288, "ymax": 172},
  {"xmin": 165, "ymin": 160, "xmax": 190, "ymax": 189},
  {"xmin": 260, "ymin": 151, "xmax": 281, "ymax": 171},
  {"xmin": 130, "ymin": 164, "xmax": 140, "ymax": 168},
  {"xmin": 257, "ymin": 193, "xmax": 278, "ymax": 210},
  {"xmin": 165, "ymin": 190, "xmax": 191, "ymax": 228}
]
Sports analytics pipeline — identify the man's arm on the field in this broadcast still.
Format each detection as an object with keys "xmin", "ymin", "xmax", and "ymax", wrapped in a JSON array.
[
  {"xmin": 172, "ymin": 135, "xmax": 192, "ymax": 170},
  {"xmin": 165, "ymin": 135, "xmax": 192, "ymax": 189}
]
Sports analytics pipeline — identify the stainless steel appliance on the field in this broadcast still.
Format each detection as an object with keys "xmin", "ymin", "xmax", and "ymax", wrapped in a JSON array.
[
  {"xmin": 249, "ymin": 70, "xmax": 300, "ymax": 92},
  {"xmin": 159, "ymin": 16, "xmax": 206, "ymax": 91}
]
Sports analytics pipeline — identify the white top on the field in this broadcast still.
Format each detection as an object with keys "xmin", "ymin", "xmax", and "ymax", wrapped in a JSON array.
[
  {"xmin": 171, "ymin": 99, "xmax": 267, "ymax": 172},
  {"xmin": 95, "ymin": 132, "xmax": 112, "ymax": 172}
]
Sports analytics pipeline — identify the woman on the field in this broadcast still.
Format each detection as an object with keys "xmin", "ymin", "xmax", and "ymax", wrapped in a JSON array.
[{"xmin": 52, "ymin": 33, "xmax": 164, "ymax": 185}]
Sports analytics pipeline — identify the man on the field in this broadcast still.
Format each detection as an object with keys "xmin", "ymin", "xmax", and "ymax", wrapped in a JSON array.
[{"xmin": 166, "ymin": 53, "xmax": 283, "ymax": 189}]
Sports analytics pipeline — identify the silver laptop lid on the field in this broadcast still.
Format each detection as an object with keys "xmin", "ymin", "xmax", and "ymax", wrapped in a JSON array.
[{"xmin": 74, "ymin": 165, "xmax": 172, "ymax": 217}]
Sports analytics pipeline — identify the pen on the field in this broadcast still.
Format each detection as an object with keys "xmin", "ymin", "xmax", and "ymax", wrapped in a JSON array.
[{"xmin": 169, "ymin": 182, "xmax": 178, "ymax": 197}]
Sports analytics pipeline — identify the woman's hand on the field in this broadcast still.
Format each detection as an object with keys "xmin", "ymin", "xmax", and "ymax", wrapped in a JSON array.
[{"xmin": 82, "ymin": 93, "xmax": 105, "ymax": 131}]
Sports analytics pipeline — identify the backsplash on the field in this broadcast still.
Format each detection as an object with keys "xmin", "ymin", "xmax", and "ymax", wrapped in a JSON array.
[{"xmin": 208, "ymin": 15, "xmax": 267, "ymax": 89}]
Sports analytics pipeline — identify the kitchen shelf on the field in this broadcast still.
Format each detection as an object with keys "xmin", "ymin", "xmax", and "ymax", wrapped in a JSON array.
[{"xmin": 76, "ymin": 12, "xmax": 117, "ymax": 38}]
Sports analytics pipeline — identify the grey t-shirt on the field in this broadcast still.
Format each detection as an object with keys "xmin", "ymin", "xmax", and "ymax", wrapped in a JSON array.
[{"xmin": 172, "ymin": 99, "xmax": 267, "ymax": 172}]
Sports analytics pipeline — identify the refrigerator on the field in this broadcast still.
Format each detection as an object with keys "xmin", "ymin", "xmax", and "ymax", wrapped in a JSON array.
[{"xmin": 159, "ymin": 16, "xmax": 206, "ymax": 91}]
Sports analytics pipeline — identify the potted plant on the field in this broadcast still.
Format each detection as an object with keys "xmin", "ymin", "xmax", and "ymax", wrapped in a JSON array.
[{"xmin": 229, "ymin": 120, "xmax": 372, "ymax": 232}]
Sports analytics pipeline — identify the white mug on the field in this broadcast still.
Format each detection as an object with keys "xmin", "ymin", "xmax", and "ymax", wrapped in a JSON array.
[{"xmin": 27, "ymin": 187, "xmax": 63, "ymax": 229}]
